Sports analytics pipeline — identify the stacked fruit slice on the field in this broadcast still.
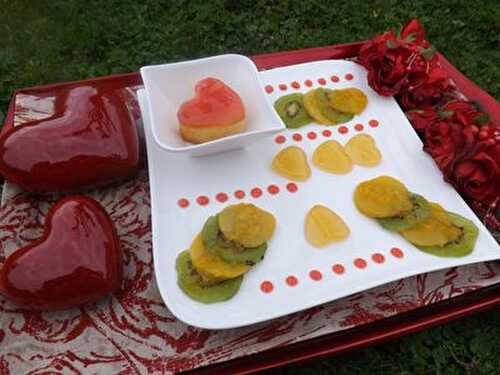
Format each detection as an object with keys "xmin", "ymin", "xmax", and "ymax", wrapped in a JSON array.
[
  {"xmin": 354, "ymin": 176, "xmax": 479, "ymax": 257},
  {"xmin": 274, "ymin": 87, "xmax": 368, "ymax": 128},
  {"xmin": 176, "ymin": 203, "xmax": 276, "ymax": 303}
]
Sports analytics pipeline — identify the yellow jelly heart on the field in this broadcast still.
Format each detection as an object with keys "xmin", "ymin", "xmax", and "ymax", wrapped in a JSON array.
[
  {"xmin": 305, "ymin": 205, "xmax": 350, "ymax": 247},
  {"xmin": 271, "ymin": 146, "xmax": 311, "ymax": 181},
  {"xmin": 328, "ymin": 88, "xmax": 368, "ymax": 114},
  {"xmin": 344, "ymin": 134, "xmax": 382, "ymax": 167},
  {"xmin": 312, "ymin": 140, "xmax": 353, "ymax": 174}
]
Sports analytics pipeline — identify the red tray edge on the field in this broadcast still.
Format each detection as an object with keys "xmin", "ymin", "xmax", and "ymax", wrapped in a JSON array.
[
  {"xmin": 2, "ymin": 42, "xmax": 499, "ymax": 374},
  {"xmin": 190, "ymin": 283, "xmax": 500, "ymax": 375}
]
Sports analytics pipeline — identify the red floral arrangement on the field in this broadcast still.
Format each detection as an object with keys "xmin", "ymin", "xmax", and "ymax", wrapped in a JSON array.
[{"xmin": 357, "ymin": 19, "xmax": 500, "ymax": 237}]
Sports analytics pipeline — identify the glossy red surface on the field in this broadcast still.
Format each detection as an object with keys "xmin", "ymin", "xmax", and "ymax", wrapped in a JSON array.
[
  {"xmin": 0, "ymin": 196, "xmax": 122, "ymax": 310},
  {"xmin": 0, "ymin": 84, "xmax": 140, "ymax": 193}
]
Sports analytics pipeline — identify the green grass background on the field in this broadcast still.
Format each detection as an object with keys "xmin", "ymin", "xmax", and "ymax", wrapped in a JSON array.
[{"xmin": 0, "ymin": 0, "xmax": 499, "ymax": 373}]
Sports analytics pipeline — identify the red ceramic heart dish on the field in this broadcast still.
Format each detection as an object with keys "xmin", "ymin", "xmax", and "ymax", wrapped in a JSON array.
[
  {"xmin": 0, "ymin": 84, "xmax": 140, "ymax": 193},
  {"xmin": 0, "ymin": 196, "xmax": 122, "ymax": 310}
]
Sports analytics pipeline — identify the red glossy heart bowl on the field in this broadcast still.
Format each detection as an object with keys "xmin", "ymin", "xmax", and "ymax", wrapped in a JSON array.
[
  {"xmin": 0, "ymin": 196, "xmax": 123, "ymax": 310},
  {"xmin": 0, "ymin": 84, "xmax": 140, "ymax": 193}
]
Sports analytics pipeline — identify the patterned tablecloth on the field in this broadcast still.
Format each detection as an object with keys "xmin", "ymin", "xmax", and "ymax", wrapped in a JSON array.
[{"xmin": 1, "ymin": 86, "xmax": 499, "ymax": 374}]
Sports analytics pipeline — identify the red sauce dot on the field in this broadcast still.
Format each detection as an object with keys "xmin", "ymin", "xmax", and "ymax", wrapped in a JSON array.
[
  {"xmin": 292, "ymin": 133, "xmax": 303, "ymax": 141},
  {"xmin": 354, "ymin": 123, "xmax": 364, "ymax": 132},
  {"xmin": 286, "ymin": 182, "xmax": 298, "ymax": 193},
  {"xmin": 345, "ymin": 73, "xmax": 354, "ymax": 80},
  {"xmin": 332, "ymin": 264, "xmax": 345, "ymax": 275},
  {"xmin": 234, "ymin": 190, "xmax": 245, "ymax": 199},
  {"xmin": 372, "ymin": 253, "xmax": 385, "ymax": 264},
  {"xmin": 265, "ymin": 85, "xmax": 274, "ymax": 94},
  {"xmin": 309, "ymin": 270, "xmax": 323, "ymax": 281},
  {"xmin": 304, "ymin": 79, "xmax": 313, "ymax": 87},
  {"xmin": 338, "ymin": 126, "xmax": 349, "ymax": 134},
  {"xmin": 286, "ymin": 275, "xmax": 298, "ymax": 287},
  {"xmin": 177, "ymin": 198, "xmax": 189, "ymax": 208},
  {"xmin": 279, "ymin": 83, "xmax": 287, "ymax": 91},
  {"xmin": 318, "ymin": 78, "xmax": 327, "ymax": 85},
  {"xmin": 391, "ymin": 247, "xmax": 404, "ymax": 258},
  {"xmin": 322, "ymin": 129, "xmax": 332, "ymax": 137},
  {"xmin": 260, "ymin": 281, "xmax": 274, "ymax": 293},
  {"xmin": 291, "ymin": 81, "xmax": 300, "ymax": 89},
  {"xmin": 196, "ymin": 196, "xmax": 209, "ymax": 206},
  {"xmin": 251, "ymin": 187, "xmax": 263, "ymax": 198},
  {"xmin": 275, "ymin": 135, "xmax": 286, "ymax": 144},
  {"xmin": 354, "ymin": 258, "xmax": 367, "ymax": 269},
  {"xmin": 267, "ymin": 184, "xmax": 280, "ymax": 195},
  {"xmin": 369, "ymin": 119, "xmax": 379, "ymax": 128},
  {"xmin": 216, "ymin": 193, "xmax": 228, "ymax": 203},
  {"xmin": 307, "ymin": 131, "xmax": 317, "ymax": 140},
  {"xmin": 331, "ymin": 75, "xmax": 340, "ymax": 83}
]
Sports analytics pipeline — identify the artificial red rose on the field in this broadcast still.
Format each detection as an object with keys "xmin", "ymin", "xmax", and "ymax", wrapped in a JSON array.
[
  {"xmin": 400, "ymin": 19, "xmax": 426, "ymax": 45},
  {"xmin": 483, "ymin": 197, "xmax": 500, "ymax": 233},
  {"xmin": 444, "ymin": 100, "xmax": 492, "ymax": 127},
  {"xmin": 399, "ymin": 67, "xmax": 454, "ymax": 110},
  {"xmin": 424, "ymin": 119, "xmax": 476, "ymax": 175},
  {"xmin": 406, "ymin": 107, "xmax": 439, "ymax": 133},
  {"xmin": 358, "ymin": 32, "xmax": 413, "ymax": 96},
  {"xmin": 451, "ymin": 141, "xmax": 500, "ymax": 205}
]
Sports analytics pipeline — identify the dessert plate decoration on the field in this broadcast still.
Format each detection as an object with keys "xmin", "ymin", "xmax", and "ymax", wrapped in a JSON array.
[
  {"xmin": 0, "ymin": 196, "xmax": 122, "ymax": 310},
  {"xmin": 140, "ymin": 60, "xmax": 500, "ymax": 329},
  {"xmin": 0, "ymin": 84, "xmax": 140, "ymax": 193}
]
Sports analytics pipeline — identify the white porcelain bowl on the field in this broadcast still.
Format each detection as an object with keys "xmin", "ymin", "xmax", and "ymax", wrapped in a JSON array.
[{"xmin": 140, "ymin": 54, "xmax": 284, "ymax": 156}]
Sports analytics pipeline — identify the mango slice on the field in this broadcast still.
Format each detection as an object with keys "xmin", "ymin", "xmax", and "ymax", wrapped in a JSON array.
[
  {"xmin": 354, "ymin": 176, "xmax": 413, "ymax": 218},
  {"xmin": 218, "ymin": 203, "xmax": 276, "ymax": 248},
  {"xmin": 312, "ymin": 140, "xmax": 353, "ymax": 174},
  {"xmin": 189, "ymin": 233, "xmax": 250, "ymax": 282},
  {"xmin": 401, "ymin": 203, "xmax": 462, "ymax": 247},
  {"xmin": 305, "ymin": 205, "xmax": 350, "ymax": 247},
  {"xmin": 328, "ymin": 88, "xmax": 368, "ymax": 114},
  {"xmin": 271, "ymin": 146, "xmax": 311, "ymax": 181},
  {"xmin": 344, "ymin": 134, "xmax": 382, "ymax": 167}
]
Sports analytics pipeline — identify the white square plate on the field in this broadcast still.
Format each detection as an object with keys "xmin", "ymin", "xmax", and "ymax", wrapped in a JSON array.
[
  {"xmin": 139, "ymin": 60, "xmax": 499, "ymax": 330},
  {"xmin": 140, "ymin": 54, "xmax": 284, "ymax": 156}
]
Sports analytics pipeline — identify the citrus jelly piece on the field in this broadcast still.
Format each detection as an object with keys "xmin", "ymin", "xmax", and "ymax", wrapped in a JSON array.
[
  {"xmin": 344, "ymin": 134, "xmax": 382, "ymax": 167},
  {"xmin": 354, "ymin": 176, "xmax": 413, "ymax": 218},
  {"xmin": 189, "ymin": 233, "xmax": 250, "ymax": 283},
  {"xmin": 312, "ymin": 140, "xmax": 353, "ymax": 174},
  {"xmin": 218, "ymin": 204, "xmax": 276, "ymax": 248},
  {"xmin": 176, "ymin": 250, "xmax": 243, "ymax": 303},
  {"xmin": 271, "ymin": 146, "xmax": 311, "ymax": 181},
  {"xmin": 328, "ymin": 88, "xmax": 368, "ymax": 114},
  {"xmin": 305, "ymin": 205, "xmax": 350, "ymax": 247},
  {"xmin": 303, "ymin": 89, "xmax": 332, "ymax": 125},
  {"xmin": 401, "ymin": 203, "xmax": 462, "ymax": 247},
  {"xmin": 315, "ymin": 88, "xmax": 354, "ymax": 125}
]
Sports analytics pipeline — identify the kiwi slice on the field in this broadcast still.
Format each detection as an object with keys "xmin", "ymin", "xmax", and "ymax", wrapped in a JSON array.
[
  {"xmin": 176, "ymin": 250, "xmax": 243, "ymax": 303},
  {"xmin": 202, "ymin": 215, "xmax": 267, "ymax": 266},
  {"xmin": 274, "ymin": 93, "xmax": 312, "ymax": 129},
  {"xmin": 315, "ymin": 88, "xmax": 354, "ymax": 125},
  {"xmin": 377, "ymin": 194, "xmax": 430, "ymax": 232},
  {"xmin": 411, "ymin": 211, "xmax": 479, "ymax": 258}
]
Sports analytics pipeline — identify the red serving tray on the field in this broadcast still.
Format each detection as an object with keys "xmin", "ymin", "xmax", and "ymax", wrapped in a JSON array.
[{"xmin": 3, "ymin": 42, "xmax": 500, "ymax": 374}]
